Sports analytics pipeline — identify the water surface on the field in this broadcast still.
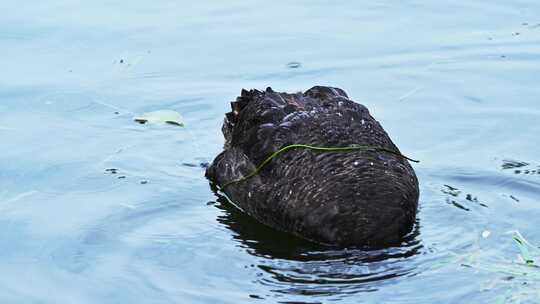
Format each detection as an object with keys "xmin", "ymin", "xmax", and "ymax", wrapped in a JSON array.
[{"xmin": 1, "ymin": 1, "xmax": 540, "ymax": 303}]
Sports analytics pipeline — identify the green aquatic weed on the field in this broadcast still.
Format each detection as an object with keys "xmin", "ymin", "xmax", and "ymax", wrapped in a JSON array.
[{"xmin": 221, "ymin": 143, "xmax": 419, "ymax": 189}]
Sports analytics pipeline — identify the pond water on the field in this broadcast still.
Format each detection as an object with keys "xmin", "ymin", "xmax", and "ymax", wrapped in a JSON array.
[{"xmin": 1, "ymin": 1, "xmax": 540, "ymax": 303}]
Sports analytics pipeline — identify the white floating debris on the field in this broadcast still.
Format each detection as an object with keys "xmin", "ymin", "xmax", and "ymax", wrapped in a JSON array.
[
  {"xmin": 134, "ymin": 110, "xmax": 184, "ymax": 127},
  {"xmin": 482, "ymin": 230, "xmax": 491, "ymax": 238}
]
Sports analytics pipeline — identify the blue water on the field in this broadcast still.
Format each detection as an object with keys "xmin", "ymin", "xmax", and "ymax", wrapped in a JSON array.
[{"xmin": 1, "ymin": 1, "xmax": 540, "ymax": 303}]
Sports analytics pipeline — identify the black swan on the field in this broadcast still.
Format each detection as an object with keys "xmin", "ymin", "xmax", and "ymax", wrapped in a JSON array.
[{"xmin": 206, "ymin": 86, "xmax": 419, "ymax": 247}]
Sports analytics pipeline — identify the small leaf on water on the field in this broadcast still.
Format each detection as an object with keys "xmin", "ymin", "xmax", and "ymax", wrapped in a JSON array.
[{"xmin": 134, "ymin": 110, "xmax": 184, "ymax": 127}]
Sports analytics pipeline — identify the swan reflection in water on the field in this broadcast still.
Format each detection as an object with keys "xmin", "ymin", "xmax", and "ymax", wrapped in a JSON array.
[{"xmin": 212, "ymin": 193, "xmax": 424, "ymax": 301}]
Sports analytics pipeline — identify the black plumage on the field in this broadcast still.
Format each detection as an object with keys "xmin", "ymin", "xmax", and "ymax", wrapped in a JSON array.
[{"xmin": 206, "ymin": 86, "xmax": 419, "ymax": 247}]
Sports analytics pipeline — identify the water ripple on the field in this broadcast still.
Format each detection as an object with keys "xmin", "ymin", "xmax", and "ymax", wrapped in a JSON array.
[{"xmin": 213, "ymin": 195, "xmax": 423, "ymax": 301}]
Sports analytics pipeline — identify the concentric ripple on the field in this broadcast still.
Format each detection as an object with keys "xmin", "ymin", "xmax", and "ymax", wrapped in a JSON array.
[{"xmin": 214, "ymin": 195, "xmax": 423, "ymax": 301}]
